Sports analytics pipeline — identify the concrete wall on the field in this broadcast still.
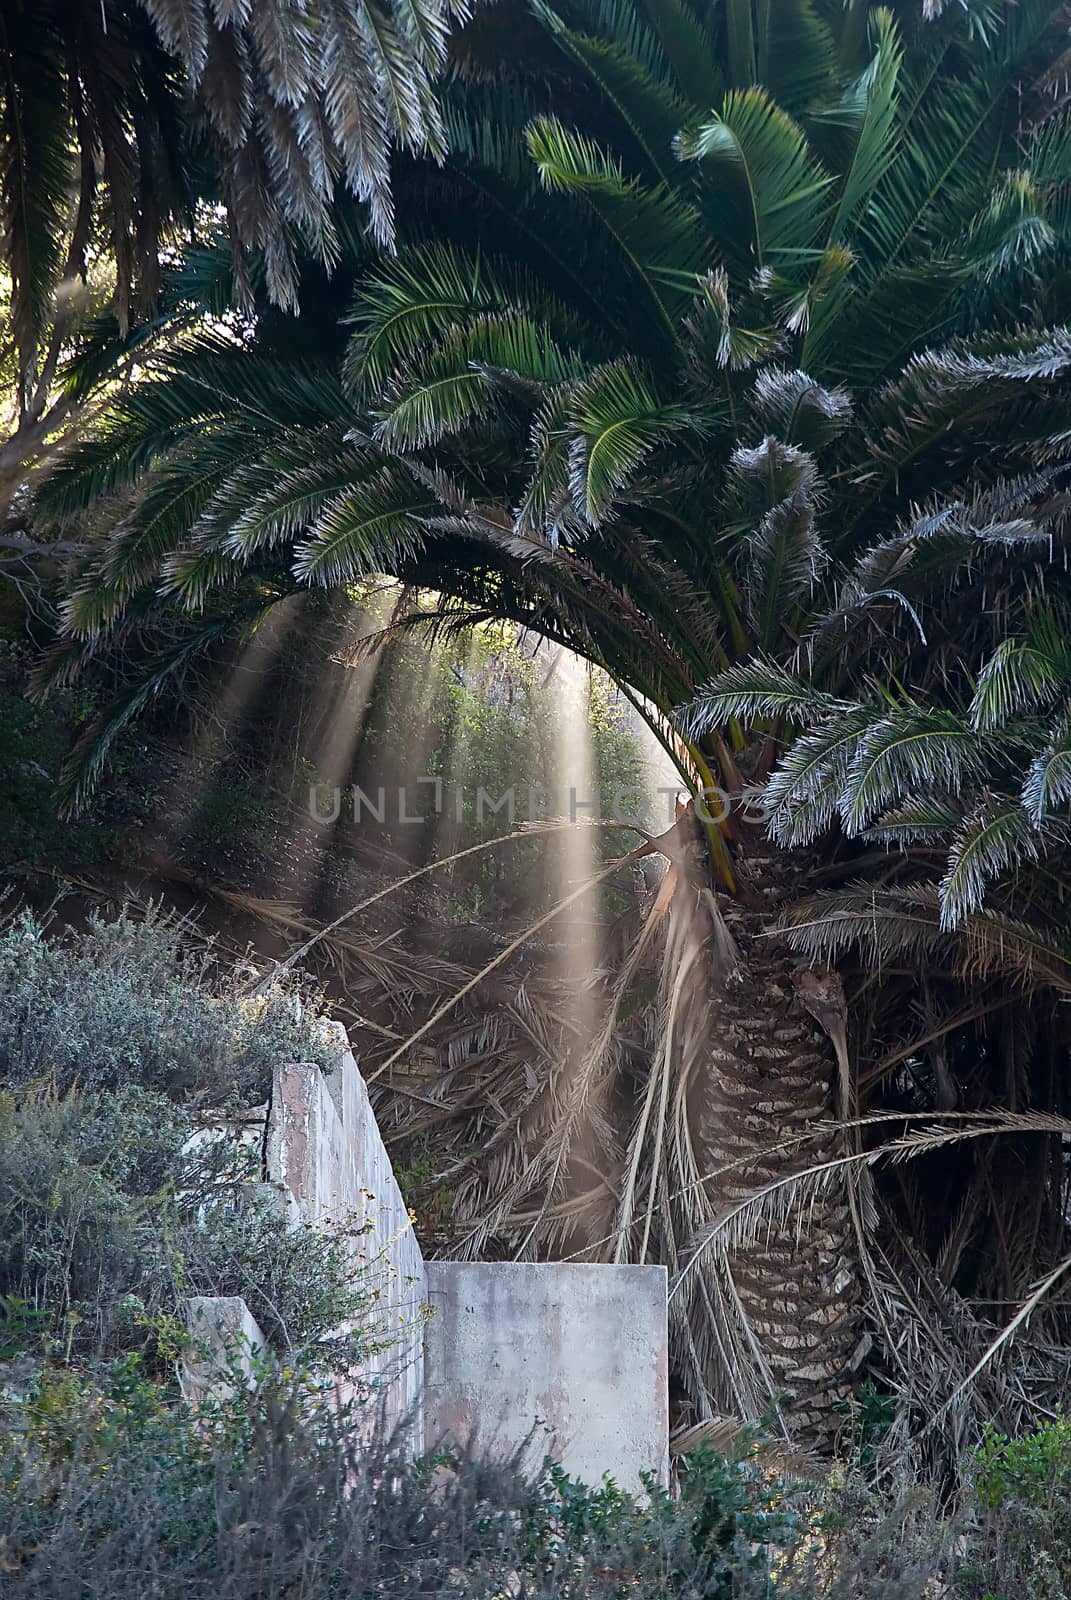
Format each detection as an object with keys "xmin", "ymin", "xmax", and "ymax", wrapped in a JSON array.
[
  {"xmin": 184, "ymin": 1031, "xmax": 670, "ymax": 1491},
  {"xmin": 266, "ymin": 1028, "xmax": 427, "ymax": 1444},
  {"xmin": 423, "ymin": 1261, "xmax": 669, "ymax": 1491}
]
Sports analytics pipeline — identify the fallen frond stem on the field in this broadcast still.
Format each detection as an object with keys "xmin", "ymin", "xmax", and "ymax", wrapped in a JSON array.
[
  {"xmin": 926, "ymin": 1250, "xmax": 1071, "ymax": 1431},
  {"xmin": 557, "ymin": 1109, "xmax": 1070, "ymax": 1267},
  {"xmin": 250, "ymin": 817, "xmax": 653, "ymax": 993},
  {"xmin": 365, "ymin": 853, "xmax": 640, "ymax": 1085},
  {"xmin": 671, "ymin": 1110, "xmax": 1071, "ymax": 1301}
]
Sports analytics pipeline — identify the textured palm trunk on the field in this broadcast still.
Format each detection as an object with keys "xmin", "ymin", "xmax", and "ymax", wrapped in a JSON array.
[{"xmin": 677, "ymin": 848, "xmax": 862, "ymax": 1444}]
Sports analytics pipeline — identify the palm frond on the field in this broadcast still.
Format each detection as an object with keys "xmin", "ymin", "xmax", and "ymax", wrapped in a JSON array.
[
  {"xmin": 820, "ymin": 6, "xmax": 903, "ymax": 244},
  {"xmin": 526, "ymin": 114, "xmax": 706, "ymax": 341},
  {"xmin": 749, "ymin": 366, "xmax": 852, "ymax": 450},
  {"xmin": 678, "ymin": 659, "xmax": 852, "ymax": 739},
  {"xmin": 744, "ymin": 489, "xmax": 828, "ymax": 651},
  {"xmin": 840, "ymin": 705, "xmax": 1006, "ymax": 836},
  {"xmin": 373, "ymin": 314, "xmax": 573, "ymax": 451},
  {"xmin": 564, "ymin": 361, "xmax": 700, "ymax": 526},
  {"xmin": 291, "ymin": 464, "xmax": 431, "ymax": 584},
  {"xmin": 1021, "ymin": 712, "xmax": 1071, "ymax": 824},
  {"xmin": 939, "ymin": 796, "xmax": 1042, "ymax": 929},
  {"xmin": 777, "ymin": 882, "xmax": 1071, "ymax": 990},
  {"xmin": 675, "ymin": 88, "xmax": 832, "ymax": 268},
  {"xmin": 970, "ymin": 613, "xmax": 1071, "ymax": 729},
  {"xmin": 56, "ymin": 613, "xmax": 242, "ymax": 815}
]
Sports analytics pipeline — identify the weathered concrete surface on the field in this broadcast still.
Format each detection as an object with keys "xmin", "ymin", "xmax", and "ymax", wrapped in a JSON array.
[
  {"xmin": 181, "ymin": 1295, "xmax": 265, "ymax": 1407},
  {"xmin": 266, "ymin": 1033, "xmax": 427, "ymax": 1444},
  {"xmin": 185, "ymin": 1031, "xmax": 671, "ymax": 1485},
  {"xmin": 423, "ymin": 1262, "xmax": 669, "ymax": 1490}
]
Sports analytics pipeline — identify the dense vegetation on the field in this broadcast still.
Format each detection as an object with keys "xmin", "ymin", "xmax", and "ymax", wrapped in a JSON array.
[{"xmin": 6, "ymin": 0, "xmax": 1071, "ymax": 1582}]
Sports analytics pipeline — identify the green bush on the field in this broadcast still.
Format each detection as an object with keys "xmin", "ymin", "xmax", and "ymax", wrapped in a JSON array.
[
  {"xmin": 0, "ymin": 1085, "xmax": 378, "ymax": 1375},
  {"xmin": 0, "ymin": 909, "xmax": 341, "ymax": 1105},
  {"xmin": 0, "ymin": 1376, "xmax": 954, "ymax": 1598},
  {"xmin": 184, "ymin": 1188, "xmax": 380, "ymax": 1362},
  {"xmin": 960, "ymin": 1418, "xmax": 1071, "ymax": 1599}
]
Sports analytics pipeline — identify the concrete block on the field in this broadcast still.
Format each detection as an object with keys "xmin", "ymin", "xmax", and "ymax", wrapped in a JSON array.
[
  {"xmin": 181, "ymin": 1295, "xmax": 266, "ymax": 1407},
  {"xmin": 424, "ymin": 1262, "xmax": 669, "ymax": 1491}
]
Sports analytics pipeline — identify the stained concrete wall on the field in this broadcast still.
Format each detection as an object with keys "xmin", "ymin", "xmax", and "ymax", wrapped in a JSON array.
[
  {"xmin": 423, "ymin": 1261, "xmax": 669, "ymax": 1490},
  {"xmin": 181, "ymin": 1295, "xmax": 266, "ymax": 1408},
  {"xmin": 266, "ymin": 1028, "xmax": 427, "ymax": 1443},
  {"xmin": 181, "ymin": 1030, "xmax": 671, "ymax": 1489}
]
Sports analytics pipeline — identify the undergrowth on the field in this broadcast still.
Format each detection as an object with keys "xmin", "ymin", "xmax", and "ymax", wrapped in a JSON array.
[
  {"xmin": 0, "ymin": 908, "xmax": 341, "ymax": 1104},
  {"xmin": 0, "ymin": 1372, "xmax": 955, "ymax": 1599}
]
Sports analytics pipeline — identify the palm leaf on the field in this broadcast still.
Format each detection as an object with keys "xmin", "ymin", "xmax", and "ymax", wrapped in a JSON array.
[
  {"xmin": 675, "ymin": 88, "xmax": 832, "ymax": 267},
  {"xmin": 564, "ymin": 361, "xmax": 699, "ymax": 525},
  {"xmin": 526, "ymin": 114, "xmax": 706, "ymax": 343},
  {"xmin": 840, "ymin": 705, "xmax": 999, "ymax": 836},
  {"xmin": 291, "ymin": 465, "xmax": 430, "ymax": 583},
  {"xmin": 1021, "ymin": 713, "xmax": 1071, "ymax": 824},
  {"xmin": 939, "ymin": 796, "xmax": 1042, "ymax": 929},
  {"xmin": 678, "ymin": 658, "xmax": 852, "ymax": 737}
]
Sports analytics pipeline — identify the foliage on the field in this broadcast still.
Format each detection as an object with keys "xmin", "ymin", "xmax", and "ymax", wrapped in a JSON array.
[
  {"xmin": 0, "ymin": 1380, "xmax": 961, "ymax": 1598},
  {"xmin": 0, "ymin": 0, "xmax": 457, "ymax": 399},
  {"xmin": 0, "ymin": 1081, "xmax": 373, "ymax": 1371},
  {"xmin": 0, "ymin": 908, "xmax": 341, "ymax": 1103},
  {"xmin": 962, "ymin": 1418, "xmax": 1071, "ymax": 1599}
]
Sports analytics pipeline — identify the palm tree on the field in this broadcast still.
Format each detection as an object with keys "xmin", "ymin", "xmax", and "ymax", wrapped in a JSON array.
[
  {"xmin": 0, "ymin": 0, "xmax": 458, "ymax": 515},
  {"xmin": 33, "ymin": 0, "xmax": 1071, "ymax": 1441}
]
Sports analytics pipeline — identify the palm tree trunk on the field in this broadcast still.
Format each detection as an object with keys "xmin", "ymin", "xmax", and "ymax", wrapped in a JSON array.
[{"xmin": 672, "ymin": 848, "xmax": 862, "ymax": 1444}]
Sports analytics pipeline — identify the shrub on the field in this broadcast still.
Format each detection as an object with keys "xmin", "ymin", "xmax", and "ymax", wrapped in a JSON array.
[
  {"xmin": 0, "ymin": 909, "xmax": 341, "ymax": 1105},
  {"xmin": 0, "ymin": 1086, "xmax": 378, "ymax": 1376},
  {"xmin": 0, "ymin": 1086, "xmax": 187, "ymax": 1358},
  {"xmin": 960, "ymin": 1417, "xmax": 1071, "ymax": 1598},
  {"xmin": 0, "ymin": 1376, "xmax": 955, "ymax": 1599},
  {"xmin": 182, "ymin": 1188, "xmax": 380, "ymax": 1363}
]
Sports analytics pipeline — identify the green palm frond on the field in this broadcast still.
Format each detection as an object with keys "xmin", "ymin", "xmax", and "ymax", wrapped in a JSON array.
[
  {"xmin": 223, "ymin": 435, "xmax": 375, "ymax": 560},
  {"xmin": 290, "ymin": 464, "xmax": 431, "ymax": 584},
  {"xmin": 515, "ymin": 382, "xmax": 582, "ymax": 539},
  {"xmin": 1021, "ymin": 713, "xmax": 1071, "ymax": 824},
  {"xmin": 939, "ymin": 796, "xmax": 1043, "ymax": 929},
  {"xmin": 564, "ymin": 361, "xmax": 700, "ymax": 526},
  {"xmin": 56, "ymin": 613, "xmax": 243, "ymax": 816},
  {"xmin": 678, "ymin": 658, "xmax": 852, "ymax": 737},
  {"xmin": 749, "ymin": 366, "xmax": 852, "ymax": 450},
  {"xmin": 344, "ymin": 245, "xmax": 583, "ymax": 396},
  {"xmin": 818, "ymin": 6, "xmax": 902, "ymax": 245},
  {"xmin": 675, "ymin": 88, "xmax": 832, "ymax": 268},
  {"xmin": 532, "ymin": 2, "xmax": 690, "ymax": 184},
  {"xmin": 725, "ymin": 436, "xmax": 818, "ymax": 530},
  {"xmin": 845, "ymin": 332, "xmax": 1071, "ymax": 523},
  {"xmin": 970, "ymin": 611, "xmax": 1071, "ymax": 730},
  {"xmin": 964, "ymin": 171, "xmax": 1059, "ymax": 287},
  {"xmin": 526, "ymin": 114, "xmax": 706, "ymax": 340},
  {"xmin": 682, "ymin": 269, "xmax": 781, "ymax": 379},
  {"xmin": 864, "ymin": 796, "xmax": 964, "ymax": 842},
  {"xmin": 853, "ymin": 2, "xmax": 1059, "ymax": 285},
  {"xmin": 373, "ymin": 314, "xmax": 574, "ymax": 451},
  {"xmin": 840, "ymin": 705, "xmax": 1002, "ymax": 836},
  {"xmin": 755, "ymin": 0, "xmax": 837, "ymax": 113},
  {"xmin": 744, "ymin": 489, "xmax": 827, "ymax": 651},
  {"xmin": 762, "ymin": 706, "xmax": 877, "ymax": 845}
]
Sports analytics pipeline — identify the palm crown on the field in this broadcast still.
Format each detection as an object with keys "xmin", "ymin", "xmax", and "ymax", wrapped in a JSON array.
[{"xmin": 40, "ymin": 0, "xmax": 1071, "ymax": 871}]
